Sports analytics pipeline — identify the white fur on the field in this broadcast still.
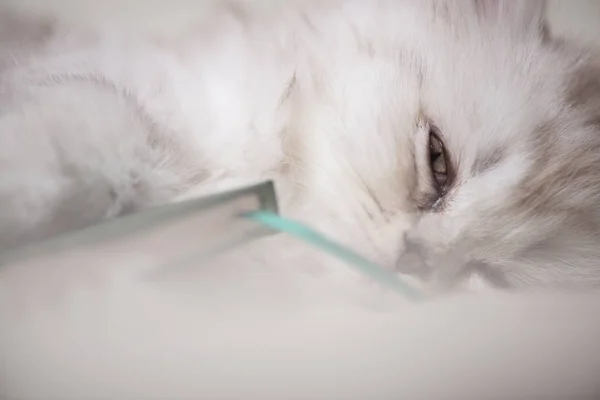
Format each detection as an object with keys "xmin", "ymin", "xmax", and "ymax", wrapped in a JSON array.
[
  {"xmin": 0, "ymin": 1, "xmax": 600, "ymax": 286},
  {"xmin": 2, "ymin": 0, "xmax": 600, "ymax": 290},
  {"xmin": 2, "ymin": 1, "xmax": 600, "ymax": 398}
]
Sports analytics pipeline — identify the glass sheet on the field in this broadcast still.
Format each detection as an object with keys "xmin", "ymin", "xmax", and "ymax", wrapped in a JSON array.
[{"xmin": 0, "ymin": 181, "xmax": 278, "ymax": 274}]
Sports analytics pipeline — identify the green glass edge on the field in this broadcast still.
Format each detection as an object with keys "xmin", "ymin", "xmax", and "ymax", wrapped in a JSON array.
[{"xmin": 0, "ymin": 181, "xmax": 278, "ymax": 266}]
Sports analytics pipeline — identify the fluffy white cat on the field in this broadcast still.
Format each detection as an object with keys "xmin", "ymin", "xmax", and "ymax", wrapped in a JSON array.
[
  {"xmin": 2, "ymin": 0, "xmax": 600, "ymax": 291},
  {"xmin": 2, "ymin": 1, "xmax": 600, "ymax": 398}
]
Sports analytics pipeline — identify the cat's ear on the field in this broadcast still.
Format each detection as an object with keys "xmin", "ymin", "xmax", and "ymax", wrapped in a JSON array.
[{"xmin": 473, "ymin": 0, "xmax": 547, "ymax": 37}]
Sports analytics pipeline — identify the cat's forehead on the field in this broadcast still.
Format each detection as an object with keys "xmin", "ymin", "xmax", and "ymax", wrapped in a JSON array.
[
  {"xmin": 435, "ymin": 60, "xmax": 600, "ymax": 220},
  {"xmin": 409, "ymin": 47, "xmax": 600, "ymax": 218},
  {"xmin": 418, "ymin": 38, "xmax": 566, "ymax": 171}
]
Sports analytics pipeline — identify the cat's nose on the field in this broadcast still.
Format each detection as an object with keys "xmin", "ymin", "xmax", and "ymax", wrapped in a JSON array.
[
  {"xmin": 395, "ymin": 251, "xmax": 424, "ymax": 273},
  {"xmin": 395, "ymin": 234, "xmax": 431, "ymax": 276}
]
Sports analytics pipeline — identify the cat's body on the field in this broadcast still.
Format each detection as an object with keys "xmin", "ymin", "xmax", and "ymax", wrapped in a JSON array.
[
  {"xmin": 2, "ymin": 0, "xmax": 600, "ymax": 291},
  {"xmin": 3, "ymin": 2, "xmax": 600, "ymax": 398}
]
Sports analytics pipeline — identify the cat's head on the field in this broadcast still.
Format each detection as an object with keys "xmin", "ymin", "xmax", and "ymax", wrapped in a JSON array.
[{"xmin": 292, "ymin": 0, "xmax": 600, "ymax": 289}]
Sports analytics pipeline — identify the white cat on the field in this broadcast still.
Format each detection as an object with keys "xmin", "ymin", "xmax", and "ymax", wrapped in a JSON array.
[
  {"xmin": 2, "ymin": 1, "xmax": 600, "ymax": 399},
  {"xmin": 1, "ymin": 0, "xmax": 600, "ymax": 290}
]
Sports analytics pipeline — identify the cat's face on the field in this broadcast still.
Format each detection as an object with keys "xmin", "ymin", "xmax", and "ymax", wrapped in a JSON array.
[{"xmin": 295, "ymin": 0, "xmax": 600, "ymax": 289}]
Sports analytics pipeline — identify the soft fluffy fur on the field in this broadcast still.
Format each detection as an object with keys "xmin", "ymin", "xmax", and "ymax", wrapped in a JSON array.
[
  {"xmin": 2, "ymin": 1, "xmax": 600, "ymax": 399},
  {"xmin": 2, "ymin": 0, "xmax": 600, "ymax": 292}
]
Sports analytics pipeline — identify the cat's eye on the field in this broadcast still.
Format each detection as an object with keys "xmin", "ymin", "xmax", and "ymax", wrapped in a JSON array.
[
  {"xmin": 413, "ymin": 120, "xmax": 455, "ymax": 211},
  {"xmin": 428, "ymin": 129, "xmax": 448, "ymax": 190}
]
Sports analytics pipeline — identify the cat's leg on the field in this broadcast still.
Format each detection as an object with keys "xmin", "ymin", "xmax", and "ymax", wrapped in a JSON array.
[{"xmin": 0, "ymin": 80, "xmax": 191, "ymax": 252}]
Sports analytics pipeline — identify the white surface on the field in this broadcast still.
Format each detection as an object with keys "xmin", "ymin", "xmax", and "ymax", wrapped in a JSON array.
[
  {"xmin": 2, "ymin": 258, "xmax": 600, "ymax": 399},
  {"xmin": 1, "ymin": 1, "xmax": 600, "ymax": 399}
]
